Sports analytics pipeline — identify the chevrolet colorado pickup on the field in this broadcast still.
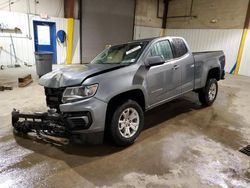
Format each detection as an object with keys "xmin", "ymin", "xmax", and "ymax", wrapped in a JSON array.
[{"xmin": 12, "ymin": 36, "xmax": 225, "ymax": 146}]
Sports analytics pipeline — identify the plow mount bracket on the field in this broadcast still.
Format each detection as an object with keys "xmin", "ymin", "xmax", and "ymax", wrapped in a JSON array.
[{"xmin": 12, "ymin": 109, "xmax": 67, "ymax": 136}]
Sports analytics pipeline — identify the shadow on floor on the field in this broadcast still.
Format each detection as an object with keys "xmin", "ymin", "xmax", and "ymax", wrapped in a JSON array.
[
  {"xmin": 13, "ymin": 94, "xmax": 202, "ymax": 158},
  {"xmin": 144, "ymin": 96, "xmax": 201, "ymax": 130},
  {"xmin": 12, "ymin": 92, "xmax": 247, "ymax": 186}
]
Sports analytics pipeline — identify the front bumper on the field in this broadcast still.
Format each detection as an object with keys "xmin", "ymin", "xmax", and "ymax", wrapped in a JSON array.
[
  {"xmin": 12, "ymin": 97, "xmax": 107, "ymax": 144},
  {"xmin": 59, "ymin": 97, "xmax": 107, "ymax": 133}
]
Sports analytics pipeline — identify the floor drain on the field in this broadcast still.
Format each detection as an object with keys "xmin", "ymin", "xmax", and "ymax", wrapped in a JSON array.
[{"xmin": 240, "ymin": 145, "xmax": 250, "ymax": 156}]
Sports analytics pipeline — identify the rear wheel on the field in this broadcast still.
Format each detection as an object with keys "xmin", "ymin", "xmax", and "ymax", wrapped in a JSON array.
[
  {"xmin": 199, "ymin": 78, "xmax": 218, "ymax": 106},
  {"xmin": 110, "ymin": 100, "xmax": 144, "ymax": 146}
]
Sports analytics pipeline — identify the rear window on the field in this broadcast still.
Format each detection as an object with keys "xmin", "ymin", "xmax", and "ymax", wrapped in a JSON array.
[{"xmin": 172, "ymin": 38, "xmax": 188, "ymax": 58}]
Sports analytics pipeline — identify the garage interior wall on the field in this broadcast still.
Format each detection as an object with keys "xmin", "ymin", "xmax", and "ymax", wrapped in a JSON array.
[
  {"xmin": 81, "ymin": 0, "xmax": 135, "ymax": 63},
  {"xmin": 239, "ymin": 23, "xmax": 250, "ymax": 76},
  {"xmin": 0, "ymin": 0, "xmax": 80, "ymax": 66},
  {"xmin": 134, "ymin": 0, "xmax": 250, "ymax": 76},
  {"xmin": 0, "ymin": 0, "xmax": 65, "ymax": 17}
]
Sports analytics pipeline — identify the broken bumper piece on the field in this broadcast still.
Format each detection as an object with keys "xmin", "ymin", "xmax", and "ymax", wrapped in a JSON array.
[
  {"xmin": 12, "ymin": 108, "xmax": 92, "ymax": 134},
  {"xmin": 11, "ymin": 109, "xmax": 103, "ymax": 144},
  {"xmin": 12, "ymin": 109, "xmax": 67, "ymax": 136}
]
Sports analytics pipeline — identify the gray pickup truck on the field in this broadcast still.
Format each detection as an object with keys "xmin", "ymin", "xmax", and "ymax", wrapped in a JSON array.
[{"xmin": 12, "ymin": 36, "xmax": 225, "ymax": 146}]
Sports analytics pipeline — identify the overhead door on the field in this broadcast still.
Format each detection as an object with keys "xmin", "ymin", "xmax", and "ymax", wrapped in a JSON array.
[{"xmin": 81, "ymin": 0, "xmax": 135, "ymax": 63}]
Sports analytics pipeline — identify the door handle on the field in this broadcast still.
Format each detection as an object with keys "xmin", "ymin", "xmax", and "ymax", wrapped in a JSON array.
[{"xmin": 173, "ymin": 65, "xmax": 180, "ymax": 70}]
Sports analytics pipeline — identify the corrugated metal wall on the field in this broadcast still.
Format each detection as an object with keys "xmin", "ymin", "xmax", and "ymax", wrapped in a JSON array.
[
  {"xmin": 134, "ymin": 26, "xmax": 243, "ymax": 73},
  {"xmin": 167, "ymin": 29, "xmax": 242, "ymax": 73},
  {"xmin": 0, "ymin": 11, "xmax": 80, "ymax": 66}
]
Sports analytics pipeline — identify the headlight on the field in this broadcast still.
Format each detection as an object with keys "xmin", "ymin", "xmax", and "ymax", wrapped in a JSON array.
[{"xmin": 62, "ymin": 84, "xmax": 98, "ymax": 103}]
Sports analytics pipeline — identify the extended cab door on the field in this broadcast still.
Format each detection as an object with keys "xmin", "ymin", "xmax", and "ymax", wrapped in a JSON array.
[
  {"xmin": 145, "ymin": 40, "xmax": 182, "ymax": 106},
  {"xmin": 170, "ymin": 38, "xmax": 195, "ymax": 93}
]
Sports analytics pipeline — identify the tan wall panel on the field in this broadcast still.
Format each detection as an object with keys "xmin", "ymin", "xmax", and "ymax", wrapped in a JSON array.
[{"xmin": 135, "ymin": 0, "xmax": 249, "ymax": 29}]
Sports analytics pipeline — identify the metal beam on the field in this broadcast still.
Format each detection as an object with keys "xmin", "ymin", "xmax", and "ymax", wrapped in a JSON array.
[
  {"xmin": 79, "ymin": 0, "xmax": 82, "ymax": 63},
  {"xmin": 64, "ymin": 0, "xmax": 75, "ymax": 65},
  {"xmin": 64, "ymin": 0, "xmax": 75, "ymax": 18},
  {"xmin": 66, "ymin": 18, "xmax": 74, "ymax": 65},
  {"xmin": 234, "ymin": 0, "xmax": 250, "ymax": 75},
  {"xmin": 162, "ymin": 0, "xmax": 169, "ymax": 29},
  {"xmin": 160, "ymin": 0, "xmax": 169, "ymax": 36}
]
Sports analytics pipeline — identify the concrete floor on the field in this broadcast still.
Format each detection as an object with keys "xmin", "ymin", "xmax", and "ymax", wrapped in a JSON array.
[{"xmin": 0, "ymin": 66, "xmax": 250, "ymax": 187}]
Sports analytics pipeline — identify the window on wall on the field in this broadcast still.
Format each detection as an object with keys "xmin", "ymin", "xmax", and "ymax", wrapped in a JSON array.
[
  {"xmin": 148, "ymin": 40, "xmax": 173, "ymax": 61},
  {"xmin": 37, "ymin": 25, "xmax": 51, "ymax": 45}
]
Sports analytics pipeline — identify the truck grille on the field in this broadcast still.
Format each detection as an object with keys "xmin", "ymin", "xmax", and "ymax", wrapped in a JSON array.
[{"xmin": 44, "ymin": 87, "xmax": 65, "ymax": 111}]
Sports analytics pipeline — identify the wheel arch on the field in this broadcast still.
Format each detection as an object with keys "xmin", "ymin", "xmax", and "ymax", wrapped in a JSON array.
[
  {"xmin": 207, "ymin": 67, "xmax": 220, "ymax": 81},
  {"xmin": 105, "ymin": 89, "xmax": 146, "ymax": 131},
  {"xmin": 106, "ymin": 89, "xmax": 146, "ymax": 112},
  {"xmin": 104, "ymin": 89, "xmax": 146, "ymax": 145}
]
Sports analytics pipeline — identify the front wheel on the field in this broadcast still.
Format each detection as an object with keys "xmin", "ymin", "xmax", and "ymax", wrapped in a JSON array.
[
  {"xmin": 199, "ymin": 78, "xmax": 218, "ymax": 106},
  {"xmin": 110, "ymin": 100, "xmax": 144, "ymax": 146}
]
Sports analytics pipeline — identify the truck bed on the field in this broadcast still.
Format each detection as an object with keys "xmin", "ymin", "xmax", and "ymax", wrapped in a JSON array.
[
  {"xmin": 192, "ymin": 50, "xmax": 225, "ymax": 89},
  {"xmin": 193, "ymin": 50, "xmax": 224, "ymax": 57},
  {"xmin": 193, "ymin": 50, "xmax": 225, "ymax": 69}
]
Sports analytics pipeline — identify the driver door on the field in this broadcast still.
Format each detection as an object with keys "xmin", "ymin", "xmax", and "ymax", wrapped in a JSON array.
[{"xmin": 145, "ymin": 40, "xmax": 182, "ymax": 106}]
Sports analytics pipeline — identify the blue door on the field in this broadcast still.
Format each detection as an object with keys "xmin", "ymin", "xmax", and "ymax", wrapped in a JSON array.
[{"xmin": 33, "ymin": 21, "xmax": 57, "ymax": 64}]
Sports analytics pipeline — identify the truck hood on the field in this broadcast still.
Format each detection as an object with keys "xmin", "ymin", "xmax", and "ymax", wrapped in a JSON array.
[{"xmin": 39, "ymin": 64, "xmax": 126, "ymax": 88}]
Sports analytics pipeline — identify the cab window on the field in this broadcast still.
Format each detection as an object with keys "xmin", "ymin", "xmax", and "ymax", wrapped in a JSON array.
[
  {"xmin": 172, "ymin": 38, "xmax": 188, "ymax": 57},
  {"xmin": 148, "ymin": 40, "xmax": 173, "ymax": 61}
]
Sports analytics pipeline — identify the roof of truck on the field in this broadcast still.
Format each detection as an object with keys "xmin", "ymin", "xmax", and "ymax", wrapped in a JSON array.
[
  {"xmin": 112, "ymin": 36, "xmax": 183, "ymax": 46},
  {"xmin": 132, "ymin": 37, "xmax": 158, "ymax": 42},
  {"xmin": 131, "ymin": 36, "xmax": 182, "ymax": 43}
]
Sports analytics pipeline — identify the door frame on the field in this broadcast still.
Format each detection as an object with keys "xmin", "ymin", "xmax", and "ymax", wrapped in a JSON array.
[
  {"xmin": 33, "ymin": 20, "xmax": 57, "ymax": 64},
  {"xmin": 143, "ymin": 39, "xmax": 182, "ymax": 107}
]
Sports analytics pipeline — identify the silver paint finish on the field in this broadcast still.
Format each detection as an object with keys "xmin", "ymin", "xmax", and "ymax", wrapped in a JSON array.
[
  {"xmin": 39, "ymin": 37, "xmax": 224, "ymax": 133},
  {"xmin": 39, "ymin": 64, "xmax": 126, "ymax": 88},
  {"xmin": 59, "ymin": 97, "xmax": 107, "ymax": 133},
  {"xmin": 193, "ymin": 51, "xmax": 223, "ymax": 89}
]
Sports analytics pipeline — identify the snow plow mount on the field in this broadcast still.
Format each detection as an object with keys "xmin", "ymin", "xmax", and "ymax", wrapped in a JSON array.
[{"xmin": 11, "ymin": 108, "xmax": 67, "ymax": 136}]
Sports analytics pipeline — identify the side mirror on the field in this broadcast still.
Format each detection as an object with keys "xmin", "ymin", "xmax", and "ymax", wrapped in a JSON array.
[{"xmin": 145, "ymin": 56, "xmax": 165, "ymax": 67}]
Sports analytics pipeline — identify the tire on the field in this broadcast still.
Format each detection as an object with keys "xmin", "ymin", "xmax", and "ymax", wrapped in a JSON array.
[
  {"xmin": 199, "ymin": 78, "xmax": 218, "ymax": 106},
  {"xmin": 110, "ymin": 100, "xmax": 144, "ymax": 146}
]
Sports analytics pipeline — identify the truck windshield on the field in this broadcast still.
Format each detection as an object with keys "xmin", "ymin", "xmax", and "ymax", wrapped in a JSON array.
[{"xmin": 90, "ymin": 41, "xmax": 148, "ymax": 64}]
